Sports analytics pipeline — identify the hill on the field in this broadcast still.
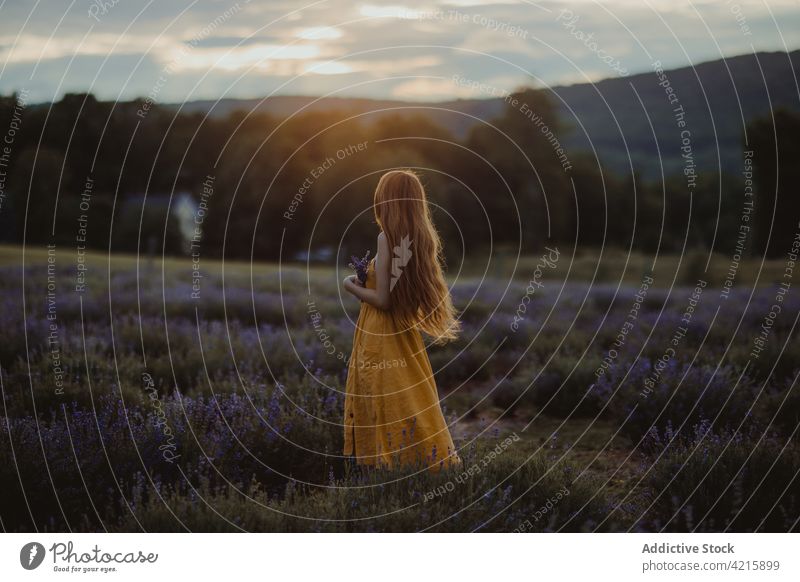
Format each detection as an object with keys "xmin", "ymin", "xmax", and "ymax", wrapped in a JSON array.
[{"xmin": 170, "ymin": 50, "xmax": 800, "ymax": 179}]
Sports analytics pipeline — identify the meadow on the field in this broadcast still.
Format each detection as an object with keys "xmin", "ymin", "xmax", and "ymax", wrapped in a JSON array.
[{"xmin": 0, "ymin": 244, "xmax": 798, "ymax": 532}]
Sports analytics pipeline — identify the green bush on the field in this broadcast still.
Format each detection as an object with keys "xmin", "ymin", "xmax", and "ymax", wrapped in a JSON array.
[
  {"xmin": 639, "ymin": 421, "xmax": 800, "ymax": 531},
  {"xmin": 109, "ymin": 439, "xmax": 627, "ymax": 532}
]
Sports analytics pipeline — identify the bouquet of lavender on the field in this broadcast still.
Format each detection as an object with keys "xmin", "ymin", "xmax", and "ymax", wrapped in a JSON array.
[{"xmin": 348, "ymin": 250, "xmax": 371, "ymax": 285}]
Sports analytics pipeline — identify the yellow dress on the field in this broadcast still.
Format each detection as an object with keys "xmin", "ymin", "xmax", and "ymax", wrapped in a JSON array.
[{"xmin": 343, "ymin": 258, "xmax": 461, "ymax": 471}]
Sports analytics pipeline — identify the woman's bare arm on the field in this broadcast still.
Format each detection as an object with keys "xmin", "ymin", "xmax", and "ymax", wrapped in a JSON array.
[{"xmin": 343, "ymin": 232, "xmax": 391, "ymax": 309}]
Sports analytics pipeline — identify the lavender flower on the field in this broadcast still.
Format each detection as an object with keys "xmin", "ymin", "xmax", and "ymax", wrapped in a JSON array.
[{"xmin": 348, "ymin": 250, "xmax": 371, "ymax": 284}]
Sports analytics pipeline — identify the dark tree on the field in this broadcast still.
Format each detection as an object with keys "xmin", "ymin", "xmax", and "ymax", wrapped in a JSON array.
[{"xmin": 748, "ymin": 109, "xmax": 800, "ymax": 257}]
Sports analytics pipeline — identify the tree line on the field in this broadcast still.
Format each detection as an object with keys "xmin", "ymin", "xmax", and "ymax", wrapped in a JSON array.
[{"xmin": 0, "ymin": 89, "xmax": 796, "ymax": 261}]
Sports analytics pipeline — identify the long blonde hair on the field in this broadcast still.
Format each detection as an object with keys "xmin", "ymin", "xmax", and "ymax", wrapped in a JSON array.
[{"xmin": 373, "ymin": 170, "xmax": 460, "ymax": 344}]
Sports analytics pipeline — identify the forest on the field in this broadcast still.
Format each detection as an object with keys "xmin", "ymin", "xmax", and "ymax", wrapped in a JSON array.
[{"xmin": 1, "ymin": 85, "xmax": 798, "ymax": 262}]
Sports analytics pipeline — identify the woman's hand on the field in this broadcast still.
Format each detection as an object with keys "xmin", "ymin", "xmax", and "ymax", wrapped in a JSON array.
[
  {"xmin": 342, "ymin": 234, "xmax": 390, "ymax": 310},
  {"xmin": 343, "ymin": 274, "xmax": 363, "ymax": 296}
]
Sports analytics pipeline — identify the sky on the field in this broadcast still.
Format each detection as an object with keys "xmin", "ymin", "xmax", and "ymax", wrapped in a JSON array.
[{"xmin": 0, "ymin": 0, "xmax": 798, "ymax": 104}]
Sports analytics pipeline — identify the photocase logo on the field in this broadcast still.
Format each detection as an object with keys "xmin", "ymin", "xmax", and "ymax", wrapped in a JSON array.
[
  {"xmin": 20, "ymin": 542, "xmax": 46, "ymax": 570},
  {"xmin": 390, "ymin": 235, "xmax": 413, "ymax": 291}
]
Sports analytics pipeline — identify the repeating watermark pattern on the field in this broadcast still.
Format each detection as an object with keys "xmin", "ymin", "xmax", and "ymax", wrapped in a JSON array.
[
  {"xmin": 4, "ymin": 0, "xmax": 799, "ymax": 545},
  {"xmin": 452, "ymin": 74, "xmax": 513, "ymax": 99},
  {"xmin": 640, "ymin": 280, "xmax": 707, "ymax": 398},
  {"xmin": 87, "ymin": 0, "xmax": 121, "ymax": 22},
  {"xmin": 137, "ymin": 1, "xmax": 252, "ymax": 118},
  {"xmin": 307, "ymin": 295, "xmax": 406, "ymax": 369},
  {"xmin": 74, "ymin": 175, "xmax": 94, "ymax": 294},
  {"xmin": 356, "ymin": 356, "xmax": 407, "ymax": 371},
  {"xmin": 594, "ymin": 272, "xmax": 654, "ymax": 379},
  {"xmin": 0, "ymin": 88, "xmax": 28, "ymax": 217},
  {"xmin": 518, "ymin": 103, "xmax": 572, "ymax": 172},
  {"xmin": 653, "ymin": 60, "xmax": 697, "ymax": 191},
  {"xmin": 308, "ymin": 296, "xmax": 350, "ymax": 365},
  {"xmin": 749, "ymin": 221, "xmax": 800, "ymax": 360},
  {"xmin": 398, "ymin": 8, "xmax": 529, "ymax": 39},
  {"xmin": 512, "ymin": 486, "xmax": 571, "ymax": 531},
  {"xmin": 142, "ymin": 372, "xmax": 181, "ymax": 464},
  {"xmin": 190, "ymin": 175, "xmax": 214, "ymax": 300},
  {"xmin": 556, "ymin": 10, "xmax": 628, "ymax": 76},
  {"xmin": 284, "ymin": 141, "xmax": 369, "ymax": 221},
  {"xmin": 450, "ymin": 75, "xmax": 572, "ymax": 171},
  {"xmin": 46, "ymin": 244, "xmax": 65, "ymax": 396},
  {"xmin": 721, "ymin": 150, "xmax": 755, "ymax": 300},
  {"xmin": 390, "ymin": 234, "xmax": 412, "ymax": 291},
  {"xmin": 422, "ymin": 432, "xmax": 520, "ymax": 502},
  {"xmin": 726, "ymin": 0, "xmax": 753, "ymax": 37},
  {"xmin": 511, "ymin": 246, "xmax": 560, "ymax": 332}
]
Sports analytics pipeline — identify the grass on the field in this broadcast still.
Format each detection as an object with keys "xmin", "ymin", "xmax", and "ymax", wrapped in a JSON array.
[
  {"xmin": 0, "ymin": 243, "xmax": 797, "ymax": 532},
  {"xmin": 1, "ymin": 243, "xmax": 788, "ymax": 286}
]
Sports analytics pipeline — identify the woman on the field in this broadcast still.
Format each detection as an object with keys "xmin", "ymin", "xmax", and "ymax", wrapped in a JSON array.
[{"xmin": 342, "ymin": 170, "xmax": 461, "ymax": 472}]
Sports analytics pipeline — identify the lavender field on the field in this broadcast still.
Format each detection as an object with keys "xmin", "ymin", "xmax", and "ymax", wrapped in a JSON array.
[{"xmin": 1, "ymin": 246, "xmax": 798, "ymax": 532}]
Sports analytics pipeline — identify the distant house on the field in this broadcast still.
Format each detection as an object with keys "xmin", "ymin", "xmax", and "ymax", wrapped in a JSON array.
[
  {"xmin": 293, "ymin": 246, "xmax": 334, "ymax": 263},
  {"xmin": 115, "ymin": 191, "xmax": 197, "ymax": 254}
]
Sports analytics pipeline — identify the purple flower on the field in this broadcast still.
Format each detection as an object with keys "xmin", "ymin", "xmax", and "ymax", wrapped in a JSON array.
[{"xmin": 348, "ymin": 250, "xmax": 371, "ymax": 284}]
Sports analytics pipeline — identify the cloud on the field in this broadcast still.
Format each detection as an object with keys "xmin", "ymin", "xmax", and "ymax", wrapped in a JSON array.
[{"xmin": 0, "ymin": 0, "xmax": 797, "ymax": 102}]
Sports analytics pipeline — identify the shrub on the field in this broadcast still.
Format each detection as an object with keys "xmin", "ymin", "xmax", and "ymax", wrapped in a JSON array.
[
  {"xmin": 488, "ymin": 375, "xmax": 528, "ymax": 414},
  {"xmin": 532, "ymin": 356, "xmax": 605, "ymax": 418},
  {"xmin": 109, "ymin": 438, "xmax": 627, "ymax": 532},
  {"xmin": 637, "ymin": 420, "xmax": 800, "ymax": 531},
  {"xmin": 760, "ymin": 372, "xmax": 800, "ymax": 440},
  {"xmin": 0, "ymin": 376, "xmax": 344, "ymax": 531},
  {"xmin": 599, "ymin": 359, "xmax": 757, "ymax": 443}
]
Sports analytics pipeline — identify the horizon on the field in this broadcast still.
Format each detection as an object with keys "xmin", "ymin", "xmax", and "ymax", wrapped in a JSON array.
[
  {"xmin": 1, "ymin": 1, "xmax": 799, "ymax": 104},
  {"xmin": 12, "ymin": 48, "xmax": 799, "ymax": 107}
]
